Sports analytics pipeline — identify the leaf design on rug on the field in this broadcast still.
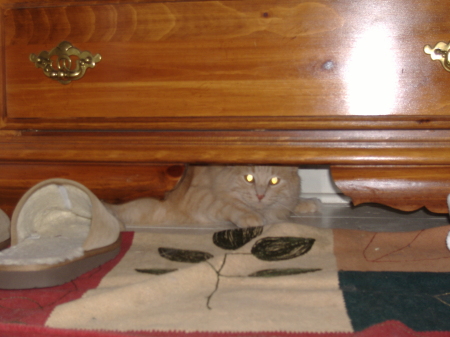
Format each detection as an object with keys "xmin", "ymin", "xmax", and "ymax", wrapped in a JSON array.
[
  {"xmin": 135, "ymin": 268, "xmax": 178, "ymax": 275},
  {"xmin": 251, "ymin": 237, "xmax": 315, "ymax": 261},
  {"xmin": 248, "ymin": 268, "xmax": 321, "ymax": 277},
  {"xmin": 142, "ymin": 233, "xmax": 319, "ymax": 310},
  {"xmin": 158, "ymin": 247, "xmax": 214, "ymax": 263},
  {"xmin": 213, "ymin": 227, "xmax": 264, "ymax": 250}
]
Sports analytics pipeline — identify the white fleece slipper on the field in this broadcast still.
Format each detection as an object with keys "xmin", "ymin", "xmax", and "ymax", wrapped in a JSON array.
[
  {"xmin": 0, "ymin": 209, "xmax": 10, "ymax": 250},
  {"xmin": 0, "ymin": 179, "xmax": 123, "ymax": 289}
]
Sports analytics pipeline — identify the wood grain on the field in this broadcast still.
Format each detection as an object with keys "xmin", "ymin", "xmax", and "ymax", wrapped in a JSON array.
[
  {"xmin": 2, "ymin": 0, "xmax": 450, "ymax": 216},
  {"xmin": 0, "ymin": 8, "xmax": 5, "ymax": 129},
  {"xmin": 331, "ymin": 166, "xmax": 450, "ymax": 214},
  {"xmin": 7, "ymin": 116, "xmax": 450, "ymax": 132},
  {"xmin": 2, "ymin": 130, "xmax": 450, "ymax": 165},
  {"xmin": 3, "ymin": 0, "xmax": 450, "ymax": 130},
  {"xmin": 4, "ymin": 1, "xmax": 343, "ymax": 122},
  {"xmin": 0, "ymin": 163, "xmax": 185, "ymax": 216},
  {"xmin": 0, "ymin": 0, "xmax": 211, "ymax": 8}
]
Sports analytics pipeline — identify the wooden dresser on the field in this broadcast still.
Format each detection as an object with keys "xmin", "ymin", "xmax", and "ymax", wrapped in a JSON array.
[{"xmin": 1, "ymin": 0, "xmax": 450, "ymax": 217}]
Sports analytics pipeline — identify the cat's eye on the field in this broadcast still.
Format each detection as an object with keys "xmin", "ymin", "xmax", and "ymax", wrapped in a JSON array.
[
  {"xmin": 245, "ymin": 174, "xmax": 255, "ymax": 183},
  {"xmin": 270, "ymin": 177, "xmax": 280, "ymax": 185}
]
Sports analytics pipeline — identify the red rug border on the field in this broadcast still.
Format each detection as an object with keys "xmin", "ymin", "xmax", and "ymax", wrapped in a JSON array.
[{"xmin": 0, "ymin": 320, "xmax": 449, "ymax": 337}]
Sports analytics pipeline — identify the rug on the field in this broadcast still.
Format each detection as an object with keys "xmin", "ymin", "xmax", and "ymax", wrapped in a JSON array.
[{"xmin": 1, "ymin": 222, "xmax": 450, "ymax": 336}]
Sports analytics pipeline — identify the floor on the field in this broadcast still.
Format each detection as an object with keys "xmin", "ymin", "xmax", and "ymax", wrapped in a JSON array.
[
  {"xmin": 293, "ymin": 203, "xmax": 450, "ymax": 232},
  {"xmin": 127, "ymin": 203, "xmax": 450, "ymax": 233}
]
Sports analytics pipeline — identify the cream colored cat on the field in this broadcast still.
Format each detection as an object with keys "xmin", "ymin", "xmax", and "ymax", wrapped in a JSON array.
[{"xmin": 105, "ymin": 165, "xmax": 320, "ymax": 228}]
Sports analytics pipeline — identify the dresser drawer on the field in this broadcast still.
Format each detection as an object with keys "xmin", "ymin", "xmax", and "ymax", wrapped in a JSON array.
[{"xmin": 4, "ymin": 0, "xmax": 450, "ymax": 130}]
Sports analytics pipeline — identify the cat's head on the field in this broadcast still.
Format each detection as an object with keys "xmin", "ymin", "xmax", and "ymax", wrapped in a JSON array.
[{"xmin": 216, "ymin": 166, "xmax": 300, "ymax": 211}]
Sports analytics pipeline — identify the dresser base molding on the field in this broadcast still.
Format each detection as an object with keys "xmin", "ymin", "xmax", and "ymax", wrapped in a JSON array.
[
  {"xmin": 1, "ymin": 162, "xmax": 449, "ymax": 216},
  {"xmin": 0, "ymin": 162, "xmax": 184, "ymax": 217},
  {"xmin": 3, "ymin": 130, "xmax": 450, "ymax": 165},
  {"xmin": 2, "ymin": 131, "xmax": 450, "ymax": 215},
  {"xmin": 331, "ymin": 166, "xmax": 450, "ymax": 214}
]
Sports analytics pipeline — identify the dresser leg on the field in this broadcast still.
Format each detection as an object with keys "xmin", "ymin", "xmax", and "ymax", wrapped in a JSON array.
[{"xmin": 330, "ymin": 166, "xmax": 450, "ymax": 214}]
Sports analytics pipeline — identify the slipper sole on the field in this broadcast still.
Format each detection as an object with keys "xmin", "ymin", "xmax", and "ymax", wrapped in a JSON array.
[{"xmin": 0, "ymin": 235, "xmax": 121, "ymax": 289}]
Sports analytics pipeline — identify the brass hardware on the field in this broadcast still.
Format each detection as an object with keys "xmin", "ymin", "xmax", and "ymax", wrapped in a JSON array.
[
  {"xmin": 29, "ymin": 41, "xmax": 101, "ymax": 84},
  {"xmin": 424, "ymin": 41, "xmax": 450, "ymax": 72}
]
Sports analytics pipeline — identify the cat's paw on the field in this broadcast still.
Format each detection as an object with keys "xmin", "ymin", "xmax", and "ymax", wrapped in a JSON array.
[
  {"xmin": 236, "ymin": 213, "xmax": 266, "ymax": 228},
  {"xmin": 295, "ymin": 198, "xmax": 322, "ymax": 214}
]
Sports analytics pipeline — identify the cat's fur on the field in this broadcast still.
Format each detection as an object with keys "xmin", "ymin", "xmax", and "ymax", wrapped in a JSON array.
[{"xmin": 105, "ymin": 165, "xmax": 320, "ymax": 228}]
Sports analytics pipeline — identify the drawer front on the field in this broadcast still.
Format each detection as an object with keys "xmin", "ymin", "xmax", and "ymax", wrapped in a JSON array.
[{"xmin": 3, "ymin": 0, "xmax": 450, "ymax": 130}]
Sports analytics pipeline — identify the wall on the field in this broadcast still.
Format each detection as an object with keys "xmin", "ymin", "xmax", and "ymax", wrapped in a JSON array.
[{"xmin": 298, "ymin": 167, "xmax": 350, "ymax": 204}]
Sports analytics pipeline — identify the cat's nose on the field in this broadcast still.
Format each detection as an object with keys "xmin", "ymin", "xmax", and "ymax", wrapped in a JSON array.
[{"xmin": 257, "ymin": 194, "xmax": 265, "ymax": 201}]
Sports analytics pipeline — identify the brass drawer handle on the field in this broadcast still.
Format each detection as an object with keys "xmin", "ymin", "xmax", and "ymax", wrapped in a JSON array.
[
  {"xmin": 29, "ymin": 41, "xmax": 101, "ymax": 84},
  {"xmin": 424, "ymin": 41, "xmax": 450, "ymax": 72}
]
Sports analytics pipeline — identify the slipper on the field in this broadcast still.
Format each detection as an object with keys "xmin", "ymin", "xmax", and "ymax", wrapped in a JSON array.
[
  {"xmin": 0, "ymin": 209, "xmax": 10, "ymax": 250},
  {"xmin": 0, "ymin": 178, "xmax": 123, "ymax": 289}
]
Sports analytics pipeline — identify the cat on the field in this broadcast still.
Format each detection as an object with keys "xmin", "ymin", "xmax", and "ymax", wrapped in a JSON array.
[{"xmin": 104, "ymin": 165, "xmax": 320, "ymax": 228}]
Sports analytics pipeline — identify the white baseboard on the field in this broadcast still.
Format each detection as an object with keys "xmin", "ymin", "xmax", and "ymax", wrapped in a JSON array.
[{"xmin": 298, "ymin": 167, "xmax": 350, "ymax": 204}]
